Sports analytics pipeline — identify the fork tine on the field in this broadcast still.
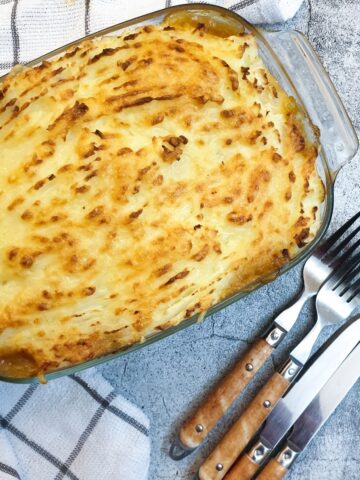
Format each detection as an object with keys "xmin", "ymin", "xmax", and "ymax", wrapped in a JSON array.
[
  {"xmin": 326, "ymin": 225, "xmax": 360, "ymax": 266},
  {"xmin": 329, "ymin": 236, "xmax": 360, "ymax": 269},
  {"xmin": 317, "ymin": 210, "xmax": 360, "ymax": 258},
  {"xmin": 338, "ymin": 262, "xmax": 360, "ymax": 296},
  {"xmin": 346, "ymin": 279, "xmax": 360, "ymax": 303},
  {"xmin": 328, "ymin": 250, "xmax": 360, "ymax": 290}
]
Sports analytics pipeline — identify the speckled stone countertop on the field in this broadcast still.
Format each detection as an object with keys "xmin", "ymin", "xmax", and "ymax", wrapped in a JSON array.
[{"xmin": 100, "ymin": 1, "xmax": 360, "ymax": 478}]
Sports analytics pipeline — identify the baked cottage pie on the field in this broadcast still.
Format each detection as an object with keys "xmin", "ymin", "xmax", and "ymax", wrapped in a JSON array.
[{"xmin": 0, "ymin": 21, "xmax": 324, "ymax": 378}]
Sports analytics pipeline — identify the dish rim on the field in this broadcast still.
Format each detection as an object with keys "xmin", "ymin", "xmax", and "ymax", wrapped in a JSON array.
[{"xmin": 0, "ymin": 2, "xmax": 356, "ymax": 383}]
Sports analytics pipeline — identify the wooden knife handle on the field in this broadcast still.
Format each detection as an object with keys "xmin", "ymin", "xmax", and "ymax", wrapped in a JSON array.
[
  {"xmin": 198, "ymin": 372, "xmax": 290, "ymax": 480},
  {"xmin": 224, "ymin": 453, "xmax": 258, "ymax": 480},
  {"xmin": 179, "ymin": 339, "xmax": 273, "ymax": 449},
  {"xmin": 256, "ymin": 459, "xmax": 288, "ymax": 480}
]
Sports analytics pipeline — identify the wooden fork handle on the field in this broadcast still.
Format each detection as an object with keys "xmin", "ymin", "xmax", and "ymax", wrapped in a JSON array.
[
  {"xmin": 256, "ymin": 459, "xmax": 288, "ymax": 480},
  {"xmin": 179, "ymin": 339, "xmax": 273, "ymax": 449},
  {"xmin": 198, "ymin": 372, "xmax": 290, "ymax": 480}
]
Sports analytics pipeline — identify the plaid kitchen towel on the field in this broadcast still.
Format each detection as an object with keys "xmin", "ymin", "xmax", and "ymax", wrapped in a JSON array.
[
  {"xmin": 0, "ymin": 0, "xmax": 304, "ymax": 76},
  {"xmin": 0, "ymin": 370, "xmax": 150, "ymax": 480}
]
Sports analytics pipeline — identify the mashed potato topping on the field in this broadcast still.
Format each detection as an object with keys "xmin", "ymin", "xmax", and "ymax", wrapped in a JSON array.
[{"xmin": 0, "ymin": 22, "xmax": 324, "ymax": 377}]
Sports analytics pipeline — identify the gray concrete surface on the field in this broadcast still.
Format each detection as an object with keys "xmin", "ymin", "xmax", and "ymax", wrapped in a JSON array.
[{"xmin": 100, "ymin": 1, "xmax": 360, "ymax": 478}]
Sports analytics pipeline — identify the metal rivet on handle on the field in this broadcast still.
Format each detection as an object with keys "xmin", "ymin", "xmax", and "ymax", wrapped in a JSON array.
[
  {"xmin": 250, "ymin": 441, "xmax": 271, "ymax": 465},
  {"xmin": 271, "ymin": 331, "xmax": 279, "ymax": 341},
  {"xmin": 216, "ymin": 463, "xmax": 224, "ymax": 471},
  {"xmin": 288, "ymin": 368, "xmax": 295, "ymax": 376},
  {"xmin": 263, "ymin": 400, "xmax": 271, "ymax": 408},
  {"xmin": 254, "ymin": 449, "xmax": 263, "ymax": 462},
  {"xmin": 245, "ymin": 363, "xmax": 254, "ymax": 372},
  {"xmin": 195, "ymin": 424, "xmax": 204, "ymax": 433}
]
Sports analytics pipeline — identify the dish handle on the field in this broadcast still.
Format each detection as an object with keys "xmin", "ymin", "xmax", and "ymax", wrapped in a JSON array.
[{"xmin": 261, "ymin": 30, "xmax": 358, "ymax": 179}]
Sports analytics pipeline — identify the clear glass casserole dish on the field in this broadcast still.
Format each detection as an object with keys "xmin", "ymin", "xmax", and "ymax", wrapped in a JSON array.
[{"xmin": 0, "ymin": 3, "xmax": 358, "ymax": 383}]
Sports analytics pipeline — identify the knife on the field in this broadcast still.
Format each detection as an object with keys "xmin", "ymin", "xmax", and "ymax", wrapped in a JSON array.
[
  {"xmin": 256, "ymin": 341, "xmax": 360, "ymax": 480},
  {"xmin": 198, "ymin": 315, "xmax": 360, "ymax": 480}
]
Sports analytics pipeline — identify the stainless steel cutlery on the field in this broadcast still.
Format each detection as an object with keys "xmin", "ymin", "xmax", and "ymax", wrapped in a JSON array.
[
  {"xmin": 198, "ymin": 231, "xmax": 360, "ymax": 479},
  {"xmin": 170, "ymin": 211, "xmax": 360, "ymax": 461},
  {"xmin": 255, "ymin": 341, "xmax": 360, "ymax": 480},
  {"xmin": 223, "ymin": 317, "xmax": 360, "ymax": 479}
]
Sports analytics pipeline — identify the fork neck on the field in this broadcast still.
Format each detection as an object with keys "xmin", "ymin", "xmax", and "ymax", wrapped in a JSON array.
[
  {"xmin": 290, "ymin": 319, "xmax": 323, "ymax": 367},
  {"xmin": 273, "ymin": 288, "xmax": 313, "ymax": 334}
]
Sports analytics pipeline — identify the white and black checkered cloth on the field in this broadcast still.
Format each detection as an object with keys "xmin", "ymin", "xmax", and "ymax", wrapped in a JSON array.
[
  {"xmin": 0, "ymin": 370, "xmax": 150, "ymax": 480},
  {"xmin": 0, "ymin": 1, "xmax": 304, "ymax": 479},
  {"xmin": 0, "ymin": 0, "xmax": 304, "ymax": 76}
]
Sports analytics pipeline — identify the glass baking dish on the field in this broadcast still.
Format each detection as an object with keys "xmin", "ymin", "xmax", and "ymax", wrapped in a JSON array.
[{"xmin": 0, "ymin": 3, "xmax": 358, "ymax": 383}]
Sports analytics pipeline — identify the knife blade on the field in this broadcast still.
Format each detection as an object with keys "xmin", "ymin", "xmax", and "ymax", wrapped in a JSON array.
[
  {"xmin": 198, "ymin": 316, "xmax": 360, "ymax": 480},
  {"xmin": 259, "ymin": 315, "xmax": 360, "ymax": 452},
  {"xmin": 256, "ymin": 342, "xmax": 360, "ymax": 480}
]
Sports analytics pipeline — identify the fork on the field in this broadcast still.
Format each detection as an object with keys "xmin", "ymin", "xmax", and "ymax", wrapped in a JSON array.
[
  {"xmin": 199, "ymin": 239, "xmax": 360, "ymax": 480},
  {"xmin": 170, "ymin": 211, "xmax": 360, "ymax": 459}
]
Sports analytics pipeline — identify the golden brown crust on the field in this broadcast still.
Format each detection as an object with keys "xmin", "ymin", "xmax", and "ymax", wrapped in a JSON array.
[{"xmin": 0, "ymin": 22, "xmax": 324, "ymax": 378}]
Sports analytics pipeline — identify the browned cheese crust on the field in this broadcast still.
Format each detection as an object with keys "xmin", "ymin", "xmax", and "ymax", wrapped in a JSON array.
[{"xmin": 0, "ymin": 22, "xmax": 324, "ymax": 378}]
